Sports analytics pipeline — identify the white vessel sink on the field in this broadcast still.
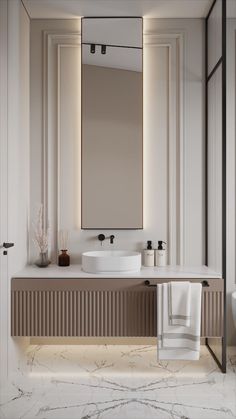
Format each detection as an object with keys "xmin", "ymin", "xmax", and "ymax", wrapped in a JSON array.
[{"xmin": 82, "ymin": 250, "xmax": 141, "ymax": 274}]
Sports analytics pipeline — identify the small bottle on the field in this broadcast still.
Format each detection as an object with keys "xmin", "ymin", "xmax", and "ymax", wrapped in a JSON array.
[
  {"xmin": 155, "ymin": 241, "xmax": 167, "ymax": 267},
  {"xmin": 143, "ymin": 241, "xmax": 154, "ymax": 267},
  {"xmin": 58, "ymin": 250, "xmax": 70, "ymax": 266}
]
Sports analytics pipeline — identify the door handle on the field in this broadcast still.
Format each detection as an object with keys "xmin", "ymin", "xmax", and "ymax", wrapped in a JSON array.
[{"xmin": 3, "ymin": 242, "xmax": 14, "ymax": 249}]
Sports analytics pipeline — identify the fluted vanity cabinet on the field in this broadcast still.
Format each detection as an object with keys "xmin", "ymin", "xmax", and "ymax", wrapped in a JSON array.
[{"xmin": 11, "ymin": 270, "xmax": 224, "ymax": 338}]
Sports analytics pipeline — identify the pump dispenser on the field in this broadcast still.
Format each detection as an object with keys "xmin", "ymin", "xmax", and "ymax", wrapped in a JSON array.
[
  {"xmin": 155, "ymin": 241, "xmax": 167, "ymax": 266},
  {"xmin": 143, "ymin": 240, "xmax": 154, "ymax": 267},
  {"xmin": 158, "ymin": 241, "xmax": 166, "ymax": 250}
]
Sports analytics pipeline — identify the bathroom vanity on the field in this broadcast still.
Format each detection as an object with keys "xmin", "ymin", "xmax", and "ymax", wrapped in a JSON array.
[{"xmin": 11, "ymin": 265, "xmax": 223, "ymax": 339}]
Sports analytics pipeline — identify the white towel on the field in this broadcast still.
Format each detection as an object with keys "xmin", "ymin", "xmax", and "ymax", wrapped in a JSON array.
[
  {"xmin": 157, "ymin": 282, "xmax": 202, "ymax": 361},
  {"xmin": 169, "ymin": 281, "xmax": 190, "ymax": 326}
]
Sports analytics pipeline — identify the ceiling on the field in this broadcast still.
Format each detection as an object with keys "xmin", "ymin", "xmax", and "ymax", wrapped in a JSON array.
[
  {"xmin": 82, "ymin": 18, "xmax": 142, "ymax": 71},
  {"xmin": 22, "ymin": 0, "xmax": 214, "ymax": 19}
]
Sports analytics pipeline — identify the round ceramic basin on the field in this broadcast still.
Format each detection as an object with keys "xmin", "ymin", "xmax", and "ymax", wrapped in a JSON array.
[{"xmin": 82, "ymin": 250, "xmax": 141, "ymax": 274}]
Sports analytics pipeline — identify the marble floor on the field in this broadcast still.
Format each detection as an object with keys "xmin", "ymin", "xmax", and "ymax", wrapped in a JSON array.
[{"xmin": 0, "ymin": 345, "xmax": 236, "ymax": 419}]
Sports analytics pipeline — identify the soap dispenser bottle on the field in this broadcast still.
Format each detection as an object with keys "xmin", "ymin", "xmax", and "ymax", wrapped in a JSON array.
[
  {"xmin": 155, "ymin": 241, "xmax": 167, "ymax": 267},
  {"xmin": 144, "ymin": 241, "xmax": 154, "ymax": 267}
]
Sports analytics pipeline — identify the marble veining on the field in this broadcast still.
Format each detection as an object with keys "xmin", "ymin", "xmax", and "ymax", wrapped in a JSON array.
[
  {"xmin": 0, "ymin": 345, "xmax": 235, "ymax": 419},
  {"xmin": 12, "ymin": 264, "xmax": 222, "ymax": 279}
]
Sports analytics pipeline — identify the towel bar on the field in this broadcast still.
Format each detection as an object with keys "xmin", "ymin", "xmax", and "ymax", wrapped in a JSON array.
[{"xmin": 144, "ymin": 279, "xmax": 210, "ymax": 287}]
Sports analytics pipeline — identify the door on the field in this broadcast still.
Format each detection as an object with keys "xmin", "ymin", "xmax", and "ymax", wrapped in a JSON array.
[{"xmin": 0, "ymin": 0, "xmax": 9, "ymax": 383}]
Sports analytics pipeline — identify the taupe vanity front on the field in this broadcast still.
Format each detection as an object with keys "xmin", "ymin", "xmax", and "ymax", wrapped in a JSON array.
[{"xmin": 11, "ymin": 272, "xmax": 223, "ymax": 338}]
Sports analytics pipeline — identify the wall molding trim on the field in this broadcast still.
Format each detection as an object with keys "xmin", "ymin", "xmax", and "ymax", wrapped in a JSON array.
[
  {"xmin": 144, "ymin": 32, "xmax": 185, "ymax": 264},
  {"xmin": 57, "ymin": 43, "xmax": 81, "ymax": 246},
  {"xmin": 42, "ymin": 31, "xmax": 81, "ymax": 259}
]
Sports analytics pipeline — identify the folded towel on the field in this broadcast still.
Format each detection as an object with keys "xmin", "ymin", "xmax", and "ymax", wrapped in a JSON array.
[
  {"xmin": 157, "ymin": 282, "xmax": 202, "ymax": 361},
  {"xmin": 169, "ymin": 281, "xmax": 190, "ymax": 327}
]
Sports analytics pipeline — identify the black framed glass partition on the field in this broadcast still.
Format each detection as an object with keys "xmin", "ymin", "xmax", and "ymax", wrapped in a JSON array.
[{"xmin": 205, "ymin": 0, "xmax": 226, "ymax": 373}]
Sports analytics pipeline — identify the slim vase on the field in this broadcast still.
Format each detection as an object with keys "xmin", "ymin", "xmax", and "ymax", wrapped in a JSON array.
[{"xmin": 35, "ymin": 251, "xmax": 50, "ymax": 268}]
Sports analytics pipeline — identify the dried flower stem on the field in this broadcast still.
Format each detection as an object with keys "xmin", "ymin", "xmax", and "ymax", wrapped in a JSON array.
[{"xmin": 32, "ymin": 204, "xmax": 49, "ymax": 253}]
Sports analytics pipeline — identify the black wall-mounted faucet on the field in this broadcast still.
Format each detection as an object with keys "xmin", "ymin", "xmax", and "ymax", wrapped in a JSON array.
[
  {"xmin": 98, "ymin": 234, "xmax": 105, "ymax": 243},
  {"xmin": 98, "ymin": 234, "xmax": 115, "ymax": 245}
]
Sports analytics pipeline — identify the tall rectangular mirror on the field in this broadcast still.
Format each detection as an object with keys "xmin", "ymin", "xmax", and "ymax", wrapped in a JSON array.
[{"xmin": 81, "ymin": 18, "xmax": 143, "ymax": 229}]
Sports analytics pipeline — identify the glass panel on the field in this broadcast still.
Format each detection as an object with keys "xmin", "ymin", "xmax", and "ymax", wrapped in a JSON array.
[
  {"xmin": 207, "ymin": 67, "xmax": 222, "ymax": 273},
  {"xmin": 208, "ymin": 0, "xmax": 222, "ymax": 76}
]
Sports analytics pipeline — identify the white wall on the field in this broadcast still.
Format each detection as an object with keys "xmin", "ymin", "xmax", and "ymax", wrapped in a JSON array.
[{"xmin": 30, "ymin": 18, "xmax": 205, "ymax": 268}]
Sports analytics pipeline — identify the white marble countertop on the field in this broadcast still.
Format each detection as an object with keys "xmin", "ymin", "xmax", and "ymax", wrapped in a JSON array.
[{"xmin": 12, "ymin": 264, "xmax": 222, "ymax": 279}]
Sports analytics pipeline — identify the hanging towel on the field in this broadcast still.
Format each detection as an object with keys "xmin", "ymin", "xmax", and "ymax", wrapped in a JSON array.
[
  {"xmin": 157, "ymin": 282, "xmax": 202, "ymax": 361},
  {"xmin": 169, "ymin": 281, "xmax": 191, "ymax": 326}
]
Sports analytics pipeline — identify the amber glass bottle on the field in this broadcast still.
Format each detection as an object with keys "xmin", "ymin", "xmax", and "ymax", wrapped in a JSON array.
[{"xmin": 58, "ymin": 250, "xmax": 70, "ymax": 266}]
